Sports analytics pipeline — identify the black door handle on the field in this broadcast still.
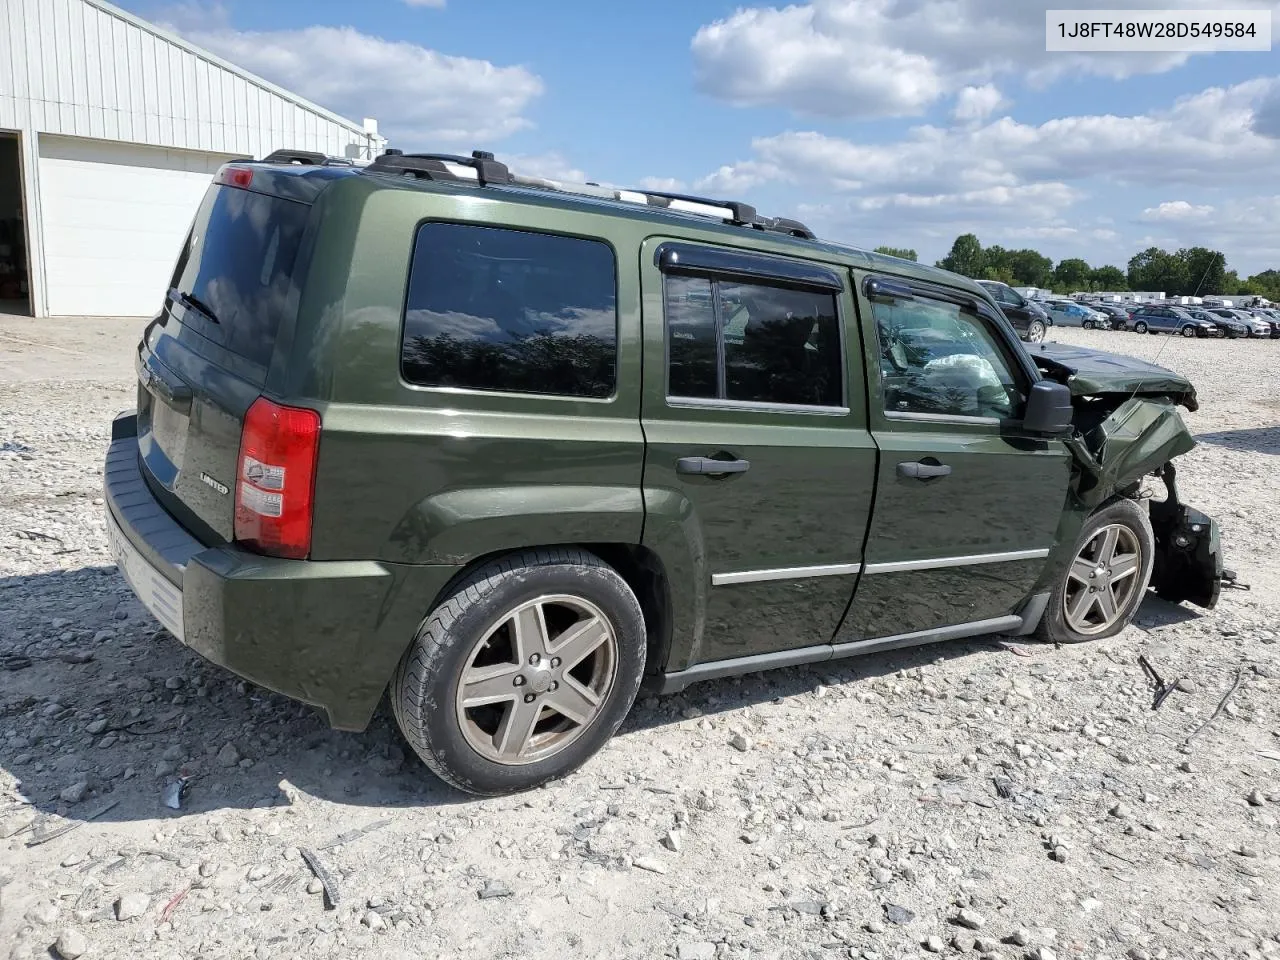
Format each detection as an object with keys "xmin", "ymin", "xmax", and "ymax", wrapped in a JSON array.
[
  {"xmin": 898, "ymin": 460, "xmax": 952, "ymax": 480},
  {"xmin": 677, "ymin": 456, "xmax": 751, "ymax": 476}
]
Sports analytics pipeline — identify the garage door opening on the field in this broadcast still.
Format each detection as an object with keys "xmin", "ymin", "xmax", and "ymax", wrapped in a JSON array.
[{"xmin": 0, "ymin": 133, "xmax": 32, "ymax": 316}]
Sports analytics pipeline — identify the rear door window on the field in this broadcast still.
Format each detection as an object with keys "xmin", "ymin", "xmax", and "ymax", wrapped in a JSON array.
[
  {"xmin": 401, "ymin": 223, "xmax": 618, "ymax": 399},
  {"xmin": 169, "ymin": 186, "xmax": 310, "ymax": 369},
  {"xmin": 665, "ymin": 275, "xmax": 843, "ymax": 408}
]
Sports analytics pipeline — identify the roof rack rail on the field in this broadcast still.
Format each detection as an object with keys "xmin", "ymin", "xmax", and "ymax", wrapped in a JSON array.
[
  {"xmin": 366, "ymin": 149, "xmax": 512, "ymax": 185},
  {"xmin": 260, "ymin": 149, "xmax": 358, "ymax": 167},
  {"xmin": 363, "ymin": 147, "xmax": 816, "ymax": 240}
]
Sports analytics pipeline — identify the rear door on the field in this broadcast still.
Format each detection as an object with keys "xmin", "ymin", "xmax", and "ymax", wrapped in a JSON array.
[
  {"xmin": 838, "ymin": 273, "xmax": 1072, "ymax": 643},
  {"xmin": 135, "ymin": 175, "xmax": 314, "ymax": 543},
  {"xmin": 639, "ymin": 239, "xmax": 877, "ymax": 669}
]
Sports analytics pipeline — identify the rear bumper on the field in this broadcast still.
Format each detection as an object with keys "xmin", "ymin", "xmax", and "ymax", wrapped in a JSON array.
[{"xmin": 104, "ymin": 412, "xmax": 460, "ymax": 730}]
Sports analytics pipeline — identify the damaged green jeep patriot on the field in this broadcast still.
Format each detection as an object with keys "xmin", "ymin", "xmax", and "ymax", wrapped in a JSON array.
[{"xmin": 104, "ymin": 149, "xmax": 1231, "ymax": 795}]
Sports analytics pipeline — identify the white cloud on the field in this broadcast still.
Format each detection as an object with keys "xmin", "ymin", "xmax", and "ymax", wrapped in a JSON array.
[
  {"xmin": 704, "ymin": 77, "xmax": 1280, "ymax": 197},
  {"xmin": 1140, "ymin": 201, "xmax": 1215, "ymax": 222},
  {"xmin": 636, "ymin": 176, "xmax": 687, "ymax": 192},
  {"xmin": 694, "ymin": 162, "xmax": 782, "ymax": 195},
  {"xmin": 691, "ymin": 0, "xmax": 1278, "ymax": 118},
  {"xmin": 953, "ymin": 85, "xmax": 1007, "ymax": 123},
  {"xmin": 173, "ymin": 24, "xmax": 543, "ymax": 147},
  {"xmin": 505, "ymin": 153, "xmax": 587, "ymax": 183}
]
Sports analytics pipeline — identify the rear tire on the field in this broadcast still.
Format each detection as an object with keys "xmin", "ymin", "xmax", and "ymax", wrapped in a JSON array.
[
  {"xmin": 1035, "ymin": 498, "xmax": 1154, "ymax": 645},
  {"xmin": 1133, "ymin": 321, "xmax": 1148, "ymax": 334},
  {"xmin": 391, "ymin": 548, "xmax": 646, "ymax": 796}
]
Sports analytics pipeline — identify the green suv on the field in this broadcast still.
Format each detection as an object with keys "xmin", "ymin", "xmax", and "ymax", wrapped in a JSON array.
[{"xmin": 104, "ymin": 149, "xmax": 1231, "ymax": 795}]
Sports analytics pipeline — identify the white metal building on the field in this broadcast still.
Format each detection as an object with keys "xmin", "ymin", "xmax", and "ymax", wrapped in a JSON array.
[{"xmin": 0, "ymin": 0, "xmax": 384, "ymax": 318}]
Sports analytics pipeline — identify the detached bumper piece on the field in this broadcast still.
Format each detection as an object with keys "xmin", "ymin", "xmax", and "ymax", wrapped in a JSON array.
[{"xmin": 1149, "ymin": 464, "xmax": 1242, "ymax": 610}]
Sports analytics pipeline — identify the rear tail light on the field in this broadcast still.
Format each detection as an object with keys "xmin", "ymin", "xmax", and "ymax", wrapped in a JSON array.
[
  {"xmin": 234, "ymin": 397, "xmax": 320, "ymax": 560},
  {"xmin": 216, "ymin": 165, "xmax": 254, "ymax": 189}
]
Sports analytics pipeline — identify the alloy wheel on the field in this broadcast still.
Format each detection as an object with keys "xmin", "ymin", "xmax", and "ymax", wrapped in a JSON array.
[
  {"xmin": 1027, "ymin": 320, "xmax": 1046, "ymax": 342},
  {"xmin": 1063, "ymin": 524, "xmax": 1143, "ymax": 636},
  {"xmin": 454, "ymin": 595, "xmax": 618, "ymax": 765}
]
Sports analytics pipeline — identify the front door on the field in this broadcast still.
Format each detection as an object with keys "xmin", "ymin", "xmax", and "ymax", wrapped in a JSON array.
[
  {"xmin": 837, "ymin": 273, "xmax": 1073, "ymax": 643},
  {"xmin": 639, "ymin": 239, "xmax": 878, "ymax": 671}
]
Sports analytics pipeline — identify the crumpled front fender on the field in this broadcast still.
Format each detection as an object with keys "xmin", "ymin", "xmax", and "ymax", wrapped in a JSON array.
[{"xmin": 1067, "ymin": 398, "xmax": 1196, "ymax": 509}]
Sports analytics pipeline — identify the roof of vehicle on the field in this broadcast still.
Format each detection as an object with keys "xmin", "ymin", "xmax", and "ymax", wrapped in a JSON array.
[{"xmin": 231, "ymin": 149, "xmax": 994, "ymax": 302}]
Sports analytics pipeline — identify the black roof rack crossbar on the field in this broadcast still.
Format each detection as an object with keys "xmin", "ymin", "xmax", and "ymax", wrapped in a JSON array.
[
  {"xmin": 262, "ymin": 149, "xmax": 330, "ymax": 165},
  {"xmin": 753, "ymin": 216, "xmax": 816, "ymax": 240},
  {"xmin": 641, "ymin": 190, "xmax": 757, "ymax": 225},
  {"xmin": 361, "ymin": 146, "xmax": 817, "ymax": 240},
  {"xmin": 366, "ymin": 149, "xmax": 511, "ymax": 186}
]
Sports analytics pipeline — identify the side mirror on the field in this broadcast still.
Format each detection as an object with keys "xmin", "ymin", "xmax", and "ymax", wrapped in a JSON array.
[{"xmin": 1023, "ymin": 380, "xmax": 1073, "ymax": 434}]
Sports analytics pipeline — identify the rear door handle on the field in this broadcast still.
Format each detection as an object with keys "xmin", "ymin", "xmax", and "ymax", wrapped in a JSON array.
[
  {"xmin": 677, "ymin": 456, "xmax": 751, "ymax": 476},
  {"xmin": 898, "ymin": 460, "xmax": 951, "ymax": 480}
]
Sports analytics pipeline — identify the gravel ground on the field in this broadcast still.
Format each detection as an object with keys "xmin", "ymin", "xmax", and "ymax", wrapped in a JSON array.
[{"xmin": 1, "ymin": 317, "xmax": 1278, "ymax": 960}]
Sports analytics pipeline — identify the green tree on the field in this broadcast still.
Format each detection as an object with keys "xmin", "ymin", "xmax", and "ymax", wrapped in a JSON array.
[
  {"xmin": 1127, "ymin": 247, "xmax": 1187, "ymax": 295},
  {"xmin": 1053, "ymin": 258, "xmax": 1093, "ymax": 292},
  {"xmin": 1176, "ymin": 247, "xmax": 1227, "ymax": 296},
  {"xmin": 873, "ymin": 246, "xmax": 918, "ymax": 261},
  {"xmin": 1245, "ymin": 269, "xmax": 1280, "ymax": 299},
  {"xmin": 1088, "ymin": 265, "xmax": 1127, "ymax": 291},
  {"xmin": 937, "ymin": 234, "xmax": 985, "ymax": 278},
  {"xmin": 1005, "ymin": 249, "xmax": 1054, "ymax": 288}
]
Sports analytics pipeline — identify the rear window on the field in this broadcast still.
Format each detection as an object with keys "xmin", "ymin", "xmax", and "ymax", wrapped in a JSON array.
[
  {"xmin": 168, "ymin": 186, "xmax": 310, "ymax": 368},
  {"xmin": 400, "ymin": 223, "xmax": 618, "ymax": 398}
]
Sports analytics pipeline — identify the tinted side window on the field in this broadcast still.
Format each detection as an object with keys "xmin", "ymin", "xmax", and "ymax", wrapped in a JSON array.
[
  {"xmin": 401, "ymin": 224, "xmax": 617, "ymax": 398},
  {"xmin": 664, "ymin": 274, "xmax": 843, "ymax": 408},
  {"xmin": 869, "ymin": 295, "xmax": 1026, "ymax": 420}
]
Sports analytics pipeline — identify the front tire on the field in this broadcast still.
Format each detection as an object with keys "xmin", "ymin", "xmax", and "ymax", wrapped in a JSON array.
[
  {"xmin": 1036, "ymin": 498, "xmax": 1155, "ymax": 645},
  {"xmin": 1181, "ymin": 325, "xmax": 1198, "ymax": 338},
  {"xmin": 1025, "ymin": 320, "xmax": 1046, "ymax": 342},
  {"xmin": 1082, "ymin": 319, "xmax": 1094, "ymax": 330},
  {"xmin": 392, "ymin": 548, "xmax": 646, "ymax": 796}
]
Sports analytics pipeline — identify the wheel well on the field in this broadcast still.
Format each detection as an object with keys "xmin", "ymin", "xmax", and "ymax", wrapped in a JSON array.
[{"xmin": 427, "ymin": 543, "xmax": 674, "ymax": 677}]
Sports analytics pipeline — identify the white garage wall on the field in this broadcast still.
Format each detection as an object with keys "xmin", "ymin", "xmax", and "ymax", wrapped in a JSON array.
[
  {"xmin": 38, "ymin": 135, "xmax": 231, "ymax": 317},
  {"xmin": 0, "ymin": 0, "xmax": 378, "ymax": 161}
]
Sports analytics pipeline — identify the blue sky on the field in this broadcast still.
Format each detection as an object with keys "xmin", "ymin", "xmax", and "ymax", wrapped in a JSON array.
[{"xmin": 129, "ymin": 0, "xmax": 1280, "ymax": 275}]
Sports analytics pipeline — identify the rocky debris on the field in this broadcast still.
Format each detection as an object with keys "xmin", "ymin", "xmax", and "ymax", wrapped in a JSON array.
[
  {"xmin": 53, "ymin": 929, "xmax": 87, "ymax": 960},
  {"xmin": 728, "ymin": 732, "xmax": 752, "ymax": 752},
  {"xmin": 215, "ymin": 742, "xmax": 240, "ymax": 767},
  {"xmin": 955, "ymin": 908, "xmax": 985, "ymax": 929},
  {"xmin": 113, "ymin": 893, "xmax": 148, "ymax": 921},
  {"xmin": 924, "ymin": 934, "xmax": 946, "ymax": 952},
  {"xmin": 1247, "ymin": 788, "xmax": 1265, "ymax": 806},
  {"xmin": 478, "ymin": 880, "xmax": 512, "ymax": 900},
  {"xmin": 59, "ymin": 780, "xmax": 89, "ymax": 804},
  {"xmin": 676, "ymin": 942, "xmax": 716, "ymax": 960},
  {"xmin": 633, "ymin": 856, "xmax": 669, "ymax": 875}
]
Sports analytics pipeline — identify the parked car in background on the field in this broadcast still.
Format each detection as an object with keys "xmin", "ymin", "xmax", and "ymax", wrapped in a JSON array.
[
  {"xmin": 1188, "ymin": 308, "xmax": 1247, "ymax": 339},
  {"xmin": 1207, "ymin": 308, "xmax": 1268, "ymax": 338},
  {"xmin": 1246, "ymin": 308, "xmax": 1280, "ymax": 338},
  {"xmin": 975, "ymin": 280, "xmax": 1052, "ymax": 342},
  {"xmin": 1044, "ymin": 299, "xmax": 1110, "ymax": 329},
  {"xmin": 1129, "ymin": 305, "xmax": 1220, "ymax": 337},
  {"xmin": 1091, "ymin": 302, "xmax": 1132, "ymax": 330}
]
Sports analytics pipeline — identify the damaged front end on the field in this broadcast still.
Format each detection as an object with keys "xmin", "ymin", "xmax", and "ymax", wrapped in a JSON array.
[{"xmin": 1028, "ymin": 342, "xmax": 1237, "ymax": 610}]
